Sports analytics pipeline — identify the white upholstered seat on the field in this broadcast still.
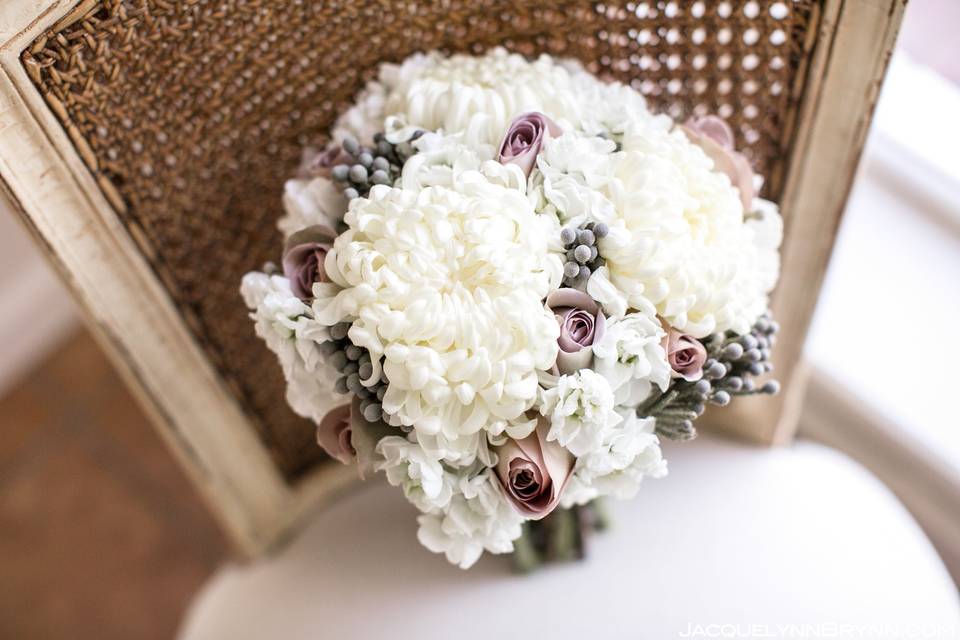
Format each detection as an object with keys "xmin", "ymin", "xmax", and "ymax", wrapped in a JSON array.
[{"xmin": 178, "ymin": 435, "xmax": 960, "ymax": 639}]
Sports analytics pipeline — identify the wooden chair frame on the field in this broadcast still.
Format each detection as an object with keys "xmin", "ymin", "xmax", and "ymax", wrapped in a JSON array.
[{"xmin": 0, "ymin": 0, "xmax": 904, "ymax": 555}]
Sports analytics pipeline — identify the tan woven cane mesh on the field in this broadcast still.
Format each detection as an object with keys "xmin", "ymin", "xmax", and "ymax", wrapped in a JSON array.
[{"xmin": 22, "ymin": 0, "xmax": 822, "ymax": 481}]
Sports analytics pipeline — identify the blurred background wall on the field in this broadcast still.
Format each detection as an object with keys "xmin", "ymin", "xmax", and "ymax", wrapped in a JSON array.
[{"xmin": 0, "ymin": 205, "xmax": 77, "ymax": 396}]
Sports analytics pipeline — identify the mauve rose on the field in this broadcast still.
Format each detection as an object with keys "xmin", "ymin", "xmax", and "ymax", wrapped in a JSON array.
[
  {"xmin": 497, "ymin": 112, "xmax": 561, "ymax": 177},
  {"xmin": 495, "ymin": 416, "xmax": 573, "ymax": 520},
  {"xmin": 546, "ymin": 288, "xmax": 606, "ymax": 375},
  {"xmin": 662, "ymin": 327, "xmax": 708, "ymax": 382},
  {"xmin": 316, "ymin": 403, "xmax": 354, "ymax": 464},
  {"xmin": 682, "ymin": 115, "xmax": 754, "ymax": 211},
  {"xmin": 282, "ymin": 224, "xmax": 337, "ymax": 300}
]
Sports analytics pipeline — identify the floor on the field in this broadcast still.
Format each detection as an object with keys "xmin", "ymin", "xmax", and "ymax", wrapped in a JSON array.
[{"xmin": 0, "ymin": 329, "xmax": 226, "ymax": 639}]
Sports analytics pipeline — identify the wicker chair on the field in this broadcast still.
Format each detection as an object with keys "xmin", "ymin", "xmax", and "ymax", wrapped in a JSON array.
[{"xmin": 0, "ymin": 0, "xmax": 905, "ymax": 559}]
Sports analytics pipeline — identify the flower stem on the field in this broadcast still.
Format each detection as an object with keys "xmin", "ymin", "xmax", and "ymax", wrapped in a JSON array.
[
  {"xmin": 640, "ymin": 389, "xmax": 679, "ymax": 418},
  {"xmin": 511, "ymin": 525, "xmax": 542, "ymax": 574},
  {"xmin": 546, "ymin": 505, "xmax": 582, "ymax": 562}
]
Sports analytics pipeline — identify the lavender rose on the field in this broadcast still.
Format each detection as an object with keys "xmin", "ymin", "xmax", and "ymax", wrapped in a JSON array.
[
  {"xmin": 682, "ymin": 115, "xmax": 754, "ymax": 211},
  {"xmin": 494, "ymin": 416, "xmax": 573, "ymax": 520},
  {"xmin": 281, "ymin": 224, "xmax": 337, "ymax": 300},
  {"xmin": 316, "ymin": 403, "xmax": 354, "ymax": 464},
  {"xmin": 497, "ymin": 111, "xmax": 561, "ymax": 177},
  {"xmin": 546, "ymin": 288, "xmax": 606, "ymax": 375},
  {"xmin": 662, "ymin": 327, "xmax": 708, "ymax": 382}
]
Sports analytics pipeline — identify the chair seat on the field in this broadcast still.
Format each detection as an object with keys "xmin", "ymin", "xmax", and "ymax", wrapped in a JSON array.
[{"xmin": 178, "ymin": 435, "xmax": 960, "ymax": 639}]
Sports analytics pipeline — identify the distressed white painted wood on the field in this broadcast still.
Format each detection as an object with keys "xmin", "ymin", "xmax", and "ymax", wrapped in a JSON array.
[
  {"xmin": 711, "ymin": 0, "xmax": 907, "ymax": 444},
  {"xmin": 0, "ymin": 0, "xmax": 355, "ymax": 556}
]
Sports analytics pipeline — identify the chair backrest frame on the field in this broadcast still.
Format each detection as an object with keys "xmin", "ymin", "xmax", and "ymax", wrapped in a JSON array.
[{"xmin": 0, "ymin": 0, "xmax": 905, "ymax": 555}]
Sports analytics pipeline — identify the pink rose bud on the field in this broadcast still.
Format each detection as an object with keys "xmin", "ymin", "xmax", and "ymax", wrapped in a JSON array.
[
  {"xmin": 281, "ymin": 224, "xmax": 337, "ymax": 300},
  {"xmin": 682, "ymin": 115, "xmax": 755, "ymax": 212},
  {"xmin": 494, "ymin": 416, "xmax": 574, "ymax": 520},
  {"xmin": 316, "ymin": 403, "xmax": 354, "ymax": 464},
  {"xmin": 497, "ymin": 112, "xmax": 561, "ymax": 177},
  {"xmin": 546, "ymin": 288, "xmax": 606, "ymax": 375},
  {"xmin": 662, "ymin": 327, "xmax": 708, "ymax": 382}
]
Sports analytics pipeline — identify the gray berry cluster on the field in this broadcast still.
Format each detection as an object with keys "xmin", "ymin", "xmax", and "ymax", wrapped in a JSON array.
[
  {"xmin": 702, "ymin": 312, "xmax": 780, "ymax": 403},
  {"xmin": 560, "ymin": 221, "xmax": 609, "ymax": 288},
  {"xmin": 330, "ymin": 132, "xmax": 422, "ymax": 201},
  {"xmin": 320, "ymin": 321, "xmax": 389, "ymax": 423},
  {"xmin": 637, "ymin": 312, "xmax": 781, "ymax": 442}
]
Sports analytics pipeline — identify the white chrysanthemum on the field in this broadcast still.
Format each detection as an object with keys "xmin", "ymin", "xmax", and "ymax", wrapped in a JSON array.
[
  {"xmin": 379, "ymin": 48, "xmax": 657, "ymax": 148},
  {"xmin": 314, "ymin": 177, "xmax": 560, "ymax": 467},
  {"xmin": 537, "ymin": 124, "xmax": 779, "ymax": 336},
  {"xmin": 603, "ymin": 121, "xmax": 774, "ymax": 335},
  {"xmin": 539, "ymin": 369, "xmax": 622, "ymax": 457},
  {"xmin": 416, "ymin": 469, "xmax": 524, "ymax": 569},
  {"xmin": 561, "ymin": 412, "xmax": 667, "ymax": 507},
  {"xmin": 240, "ymin": 273, "xmax": 342, "ymax": 422},
  {"xmin": 747, "ymin": 198, "xmax": 784, "ymax": 294},
  {"xmin": 376, "ymin": 435, "xmax": 454, "ymax": 513},
  {"xmin": 279, "ymin": 176, "xmax": 346, "ymax": 238},
  {"xmin": 592, "ymin": 312, "xmax": 671, "ymax": 407}
]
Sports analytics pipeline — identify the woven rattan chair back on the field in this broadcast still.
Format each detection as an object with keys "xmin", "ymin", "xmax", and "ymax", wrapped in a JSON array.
[{"xmin": 0, "ymin": 0, "xmax": 905, "ymax": 554}]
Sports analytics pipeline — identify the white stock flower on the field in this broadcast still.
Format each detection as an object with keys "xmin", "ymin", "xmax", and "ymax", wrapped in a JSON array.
[
  {"xmin": 586, "ymin": 266, "xmax": 630, "ymax": 319},
  {"xmin": 314, "ymin": 176, "xmax": 559, "ymax": 467},
  {"xmin": 536, "ymin": 132, "xmax": 618, "ymax": 223},
  {"xmin": 539, "ymin": 368, "xmax": 622, "ymax": 457},
  {"xmin": 279, "ymin": 176, "xmax": 346, "ymax": 238},
  {"xmin": 416, "ymin": 469, "xmax": 524, "ymax": 569},
  {"xmin": 240, "ymin": 273, "xmax": 341, "ymax": 422},
  {"xmin": 397, "ymin": 129, "xmax": 525, "ymax": 194},
  {"xmin": 561, "ymin": 412, "xmax": 668, "ymax": 507},
  {"xmin": 376, "ymin": 435, "xmax": 454, "ymax": 513},
  {"xmin": 592, "ymin": 313, "xmax": 671, "ymax": 407}
]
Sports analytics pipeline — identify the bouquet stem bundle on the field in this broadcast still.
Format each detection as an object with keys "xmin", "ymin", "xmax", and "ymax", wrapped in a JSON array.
[{"xmin": 511, "ymin": 501, "xmax": 609, "ymax": 573}]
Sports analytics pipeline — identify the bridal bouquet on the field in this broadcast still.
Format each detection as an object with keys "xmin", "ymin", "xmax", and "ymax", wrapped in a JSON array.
[{"xmin": 242, "ymin": 49, "xmax": 783, "ymax": 569}]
